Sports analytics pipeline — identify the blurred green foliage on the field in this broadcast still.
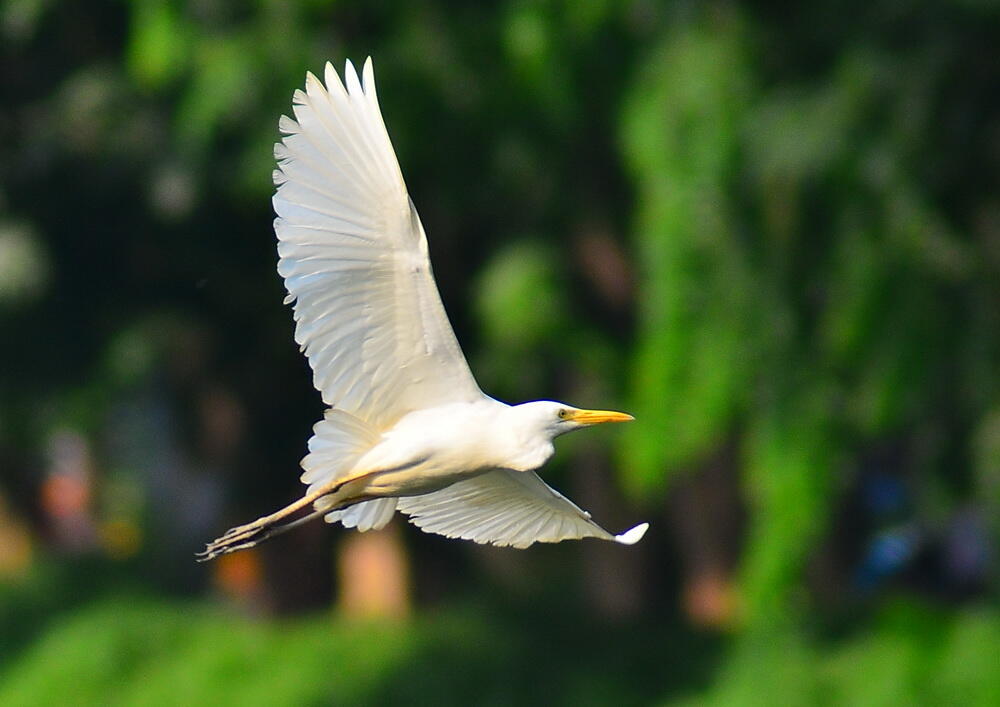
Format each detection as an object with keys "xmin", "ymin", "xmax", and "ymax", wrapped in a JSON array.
[
  {"xmin": 2, "ymin": 581, "xmax": 999, "ymax": 705},
  {"xmin": 621, "ymin": 20, "xmax": 754, "ymax": 493},
  {"xmin": 1, "ymin": 0, "xmax": 999, "ymax": 704},
  {"xmin": 0, "ymin": 562, "xmax": 712, "ymax": 706},
  {"xmin": 615, "ymin": 6, "xmax": 999, "ymax": 627}
]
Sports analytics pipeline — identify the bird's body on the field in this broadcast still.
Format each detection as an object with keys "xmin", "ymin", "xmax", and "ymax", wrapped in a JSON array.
[
  {"xmin": 351, "ymin": 400, "xmax": 553, "ymax": 493},
  {"xmin": 198, "ymin": 59, "xmax": 647, "ymax": 561}
]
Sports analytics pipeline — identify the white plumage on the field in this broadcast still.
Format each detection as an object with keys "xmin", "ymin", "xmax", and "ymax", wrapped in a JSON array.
[{"xmin": 198, "ymin": 58, "xmax": 647, "ymax": 561}]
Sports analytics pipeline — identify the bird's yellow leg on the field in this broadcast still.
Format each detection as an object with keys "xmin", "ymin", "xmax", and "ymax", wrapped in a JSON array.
[
  {"xmin": 196, "ymin": 468, "xmax": 383, "ymax": 561},
  {"xmin": 196, "ymin": 506, "xmax": 330, "ymax": 560}
]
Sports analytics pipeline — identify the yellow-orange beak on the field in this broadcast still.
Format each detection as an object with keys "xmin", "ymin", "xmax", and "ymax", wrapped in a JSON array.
[{"xmin": 566, "ymin": 409, "xmax": 635, "ymax": 425}]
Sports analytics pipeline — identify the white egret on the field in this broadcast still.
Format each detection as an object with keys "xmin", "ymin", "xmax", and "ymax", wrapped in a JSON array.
[{"xmin": 198, "ymin": 59, "xmax": 647, "ymax": 561}]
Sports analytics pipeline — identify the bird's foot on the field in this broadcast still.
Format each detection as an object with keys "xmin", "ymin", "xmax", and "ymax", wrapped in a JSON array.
[
  {"xmin": 196, "ymin": 520, "xmax": 273, "ymax": 562},
  {"xmin": 196, "ymin": 503, "xmax": 336, "ymax": 562}
]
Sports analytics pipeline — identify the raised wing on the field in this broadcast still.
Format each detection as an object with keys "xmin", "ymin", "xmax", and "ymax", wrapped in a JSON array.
[
  {"xmin": 397, "ymin": 469, "xmax": 649, "ymax": 548},
  {"xmin": 273, "ymin": 58, "xmax": 482, "ymax": 428}
]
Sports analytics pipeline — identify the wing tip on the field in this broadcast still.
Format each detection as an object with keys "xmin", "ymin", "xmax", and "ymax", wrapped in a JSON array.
[
  {"xmin": 344, "ymin": 58, "xmax": 362, "ymax": 94},
  {"xmin": 614, "ymin": 522, "xmax": 649, "ymax": 545}
]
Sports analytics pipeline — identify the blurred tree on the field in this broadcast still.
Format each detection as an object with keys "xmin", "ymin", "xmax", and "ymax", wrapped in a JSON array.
[{"xmin": 616, "ymin": 1, "xmax": 999, "ymax": 629}]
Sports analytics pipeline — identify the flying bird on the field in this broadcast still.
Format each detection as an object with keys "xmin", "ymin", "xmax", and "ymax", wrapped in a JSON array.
[{"xmin": 198, "ymin": 59, "xmax": 647, "ymax": 561}]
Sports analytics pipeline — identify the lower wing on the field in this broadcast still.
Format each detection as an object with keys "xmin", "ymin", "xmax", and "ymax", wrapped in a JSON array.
[{"xmin": 396, "ymin": 469, "xmax": 648, "ymax": 548}]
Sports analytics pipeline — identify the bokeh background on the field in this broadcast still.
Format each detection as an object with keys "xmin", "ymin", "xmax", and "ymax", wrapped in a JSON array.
[{"xmin": 2, "ymin": 1, "xmax": 999, "ymax": 704}]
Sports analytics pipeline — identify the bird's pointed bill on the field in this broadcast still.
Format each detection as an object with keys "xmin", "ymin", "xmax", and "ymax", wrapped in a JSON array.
[{"xmin": 566, "ymin": 409, "xmax": 634, "ymax": 425}]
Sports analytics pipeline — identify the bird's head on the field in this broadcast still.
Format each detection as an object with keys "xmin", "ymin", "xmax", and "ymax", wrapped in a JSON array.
[{"xmin": 516, "ymin": 400, "xmax": 634, "ymax": 439}]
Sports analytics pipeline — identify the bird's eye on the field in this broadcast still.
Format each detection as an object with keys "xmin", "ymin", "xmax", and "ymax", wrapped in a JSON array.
[{"xmin": 558, "ymin": 408, "xmax": 569, "ymax": 420}]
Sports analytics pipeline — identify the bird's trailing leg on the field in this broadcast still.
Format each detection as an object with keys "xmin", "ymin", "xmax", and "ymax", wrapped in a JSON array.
[
  {"xmin": 196, "ymin": 507, "xmax": 330, "ymax": 561},
  {"xmin": 196, "ymin": 474, "xmax": 374, "ymax": 561}
]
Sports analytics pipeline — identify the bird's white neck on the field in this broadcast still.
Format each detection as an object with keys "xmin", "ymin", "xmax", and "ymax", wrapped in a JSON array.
[{"xmin": 497, "ymin": 402, "xmax": 558, "ymax": 471}]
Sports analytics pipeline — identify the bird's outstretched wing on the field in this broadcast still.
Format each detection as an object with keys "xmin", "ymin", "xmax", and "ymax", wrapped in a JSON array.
[
  {"xmin": 274, "ymin": 58, "xmax": 482, "ymax": 427},
  {"xmin": 397, "ymin": 469, "xmax": 649, "ymax": 548}
]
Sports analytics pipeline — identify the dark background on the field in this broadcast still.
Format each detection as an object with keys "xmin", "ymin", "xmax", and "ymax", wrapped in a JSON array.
[{"xmin": 1, "ymin": 1, "xmax": 998, "ymax": 704}]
